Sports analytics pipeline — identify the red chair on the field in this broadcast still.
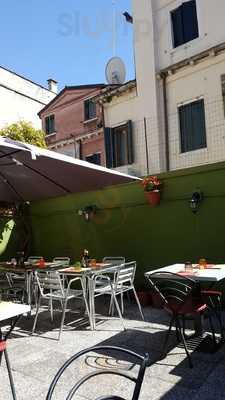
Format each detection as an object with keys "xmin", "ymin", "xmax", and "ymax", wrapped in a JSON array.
[{"xmin": 145, "ymin": 271, "xmax": 216, "ymax": 368}]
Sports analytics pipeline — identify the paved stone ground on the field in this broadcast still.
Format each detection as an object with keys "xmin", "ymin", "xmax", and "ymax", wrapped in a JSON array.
[{"xmin": 1, "ymin": 298, "xmax": 225, "ymax": 400}]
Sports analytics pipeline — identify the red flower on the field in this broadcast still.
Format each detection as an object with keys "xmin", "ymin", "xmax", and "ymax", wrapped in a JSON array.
[{"xmin": 142, "ymin": 176, "xmax": 161, "ymax": 192}]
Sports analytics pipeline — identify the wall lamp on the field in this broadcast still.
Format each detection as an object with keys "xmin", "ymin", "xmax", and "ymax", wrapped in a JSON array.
[
  {"xmin": 78, "ymin": 205, "xmax": 98, "ymax": 222},
  {"xmin": 189, "ymin": 191, "xmax": 203, "ymax": 214}
]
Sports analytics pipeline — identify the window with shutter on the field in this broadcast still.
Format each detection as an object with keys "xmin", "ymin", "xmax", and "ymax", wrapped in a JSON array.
[
  {"xmin": 45, "ymin": 115, "xmax": 55, "ymax": 135},
  {"xmin": 84, "ymin": 99, "xmax": 96, "ymax": 121},
  {"xmin": 171, "ymin": 0, "xmax": 199, "ymax": 48},
  {"xmin": 179, "ymin": 99, "xmax": 207, "ymax": 153},
  {"xmin": 104, "ymin": 121, "xmax": 134, "ymax": 168}
]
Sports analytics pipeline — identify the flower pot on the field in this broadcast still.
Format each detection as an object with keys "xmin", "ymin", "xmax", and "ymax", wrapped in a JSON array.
[{"xmin": 145, "ymin": 190, "xmax": 160, "ymax": 206}]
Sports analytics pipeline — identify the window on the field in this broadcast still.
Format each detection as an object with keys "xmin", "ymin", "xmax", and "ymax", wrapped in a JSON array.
[
  {"xmin": 171, "ymin": 0, "xmax": 199, "ymax": 48},
  {"xmin": 179, "ymin": 99, "xmax": 207, "ymax": 153},
  {"xmin": 104, "ymin": 120, "xmax": 134, "ymax": 168},
  {"xmin": 86, "ymin": 153, "xmax": 101, "ymax": 165},
  {"xmin": 221, "ymin": 74, "xmax": 225, "ymax": 117},
  {"xmin": 45, "ymin": 115, "xmax": 55, "ymax": 135},
  {"xmin": 84, "ymin": 99, "xmax": 96, "ymax": 121}
]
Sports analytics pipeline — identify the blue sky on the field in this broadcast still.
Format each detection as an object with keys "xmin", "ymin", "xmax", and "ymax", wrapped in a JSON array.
[{"xmin": 0, "ymin": 0, "xmax": 133, "ymax": 90}]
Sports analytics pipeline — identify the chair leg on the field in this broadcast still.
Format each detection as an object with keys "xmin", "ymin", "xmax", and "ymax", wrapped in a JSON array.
[
  {"xmin": 112, "ymin": 291, "xmax": 126, "ymax": 330},
  {"xmin": 209, "ymin": 296, "xmax": 225, "ymax": 342},
  {"xmin": 121, "ymin": 291, "xmax": 124, "ymax": 315},
  {"xmin": 58, "ymin": 300, "xmax": 67, "ymax": 340},
  {"xmin": 4, "ymin": 348, "xmax": 17, "ymax": 400},
  {"xmin": 208, "ymin": 313, "xmax": 217, "ymax": 346},
  {"xmin": 175, "ymin": 320, "xmax": 181, "ymax": 342},
  {"xmin": 32, "ymin": 295, "xmax": 41, "ymax": 334},
  {"xmin": 161, "ymin": 316, "xmax": 174, "ymax": 358},
  {"xmin": 177, "ymin": 317, "xmax": 193, "ymax": 368},
  {"xmin": 108, "ymin": 294, "xmax": 114, "ymax": 316},
  {"xmin": 132, "ymin": 287, "xmax": 144, "ymax": 321},
  {"xmin": 50, "ymin": 298, "xmax": 54, "ymax": 322},
  {"xmin": 81, "ymin": 280, "xmax": 90, "ymax": 319}
]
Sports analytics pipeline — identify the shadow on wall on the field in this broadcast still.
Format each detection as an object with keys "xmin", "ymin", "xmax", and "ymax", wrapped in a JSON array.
[{"xmin": 0, "ymin": 219, "xmax": 15, "ymax": 256}]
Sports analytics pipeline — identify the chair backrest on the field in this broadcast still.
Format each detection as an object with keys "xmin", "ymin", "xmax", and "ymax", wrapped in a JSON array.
[
  {"xmin": 145, "ymin": 271, "xmax": 201, "ymax": 315},
  {"xmin": 27, "ymin": 256, "xmax": 43, "ymax": 265},
  {"xmin": 34, "ymin": 270, "xmax": 64, "ymax": 298},
  {"xmin": 115, "ymin": 261, "xmax": 136, "ymax": 287},
  {"xmin": 53, "ymin": 257, "xmax": 70, "ymax": 266},
  {"xmin": 103, "ymin": 257, "xmax": 125, "ymax": 266},
  {"xmin": 46, "ymin": 345, "xmax": 150, "ymax": 400}
]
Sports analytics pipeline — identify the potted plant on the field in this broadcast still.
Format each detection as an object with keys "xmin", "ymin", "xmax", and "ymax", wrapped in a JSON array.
[{"xmin": 142, "ymin": 176, "xmax": 161, "ymax": 206}]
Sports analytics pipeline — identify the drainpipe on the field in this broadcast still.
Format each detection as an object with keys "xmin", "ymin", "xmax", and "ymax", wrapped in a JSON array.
[
  {"xmin": 162, "ymin": 73, "xmax": 170, "ymax": 172},
  {"xmin": 100, "ymin": 101, "xmax": 107, "ymax": 167}
]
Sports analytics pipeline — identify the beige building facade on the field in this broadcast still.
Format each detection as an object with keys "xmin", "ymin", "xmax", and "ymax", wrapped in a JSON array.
[{"xmin": 101, "ymin": 0, "xmax": 225, "ymax": 176}]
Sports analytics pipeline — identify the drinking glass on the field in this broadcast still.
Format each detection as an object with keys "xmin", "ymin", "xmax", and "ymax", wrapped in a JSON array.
[{"xmin": 185, "ymin": 261, "xmax": 193, "ymax": 272}]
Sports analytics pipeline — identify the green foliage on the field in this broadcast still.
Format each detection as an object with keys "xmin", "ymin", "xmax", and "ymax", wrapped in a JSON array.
[{"xmin": 0, "ymin": 120, "xmax": 47, "ymax": 148}]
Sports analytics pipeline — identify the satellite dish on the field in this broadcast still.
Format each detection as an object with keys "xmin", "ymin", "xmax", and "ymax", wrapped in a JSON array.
[{"xmin": 105, "ymin": 57, "xmax": 126, "ymax": 84}]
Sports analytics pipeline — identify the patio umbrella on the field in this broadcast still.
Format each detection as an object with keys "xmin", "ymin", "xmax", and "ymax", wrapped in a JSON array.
[{"xmin": 0, "ymin": 137, "xmax": 141, "ymax": 202}]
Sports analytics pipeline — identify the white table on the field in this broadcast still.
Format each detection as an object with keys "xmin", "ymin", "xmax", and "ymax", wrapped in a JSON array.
[
  {"xmin": 0, "ymin": 302, "xmax": 30, "ymax": 400},
  {"xmin": 145, "ymin": 263, "xmax": 225, "ymax": 337},
  {"xmin": 146, "ymin": 263, "xmax": 225, "ymax": 282}
]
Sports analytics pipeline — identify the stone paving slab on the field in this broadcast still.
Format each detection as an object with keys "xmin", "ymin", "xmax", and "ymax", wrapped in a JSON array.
[{"xmin": 0, "ymin": 301, "xmax": 225, "ymax": 400}]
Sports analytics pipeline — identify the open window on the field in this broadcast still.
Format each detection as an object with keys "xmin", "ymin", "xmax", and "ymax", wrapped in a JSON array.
[{"xmin": 104, "ymin": 120, "xmax": 134, "ymax": 168}]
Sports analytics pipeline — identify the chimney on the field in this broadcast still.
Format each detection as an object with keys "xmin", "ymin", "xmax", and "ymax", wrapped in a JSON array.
[{"xmin": 47, "ymin": 78, "xmax": 58, "ymax": 94}]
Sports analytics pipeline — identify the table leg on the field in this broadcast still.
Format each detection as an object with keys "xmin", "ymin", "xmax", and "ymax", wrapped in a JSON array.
[
  {"xmin": 88, "ymin": 277, "xmax": 95, "ymax": 330},
  {"xmin": 1, "ymin": 320, "xmax": 20, "ymax": 400},
  {"xmin": 4, "ymin": 348, "xmax": 17, "ymax": 400}
]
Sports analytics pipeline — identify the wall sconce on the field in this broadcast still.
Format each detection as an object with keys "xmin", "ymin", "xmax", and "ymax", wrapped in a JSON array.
[
  {"xmin": 189, "ymin": 191, "xmax": 203, "ymax": 213},
  {"xmin": 78, "ymin": 205, "xmax": 98, "ymax": 222}
]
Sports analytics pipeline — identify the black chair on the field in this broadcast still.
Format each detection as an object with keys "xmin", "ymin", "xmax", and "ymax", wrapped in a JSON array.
[
  {"xmin": 145, "ymin": 271, "xmax": 216, "ymax": 368},
  {"xmin": 46, "ymin": 345, "xmax": 150, "ymax": 400}
]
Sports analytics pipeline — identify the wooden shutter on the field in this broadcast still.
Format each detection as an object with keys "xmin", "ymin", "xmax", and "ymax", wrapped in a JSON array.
[
  {"xmin": 183, "ymin": 0, "xmax": 199, "ymax": 43},
  {"xmin": 84, "ymin": 100, "xmax": 89, "ymax": 121},
  {"xmin": 179, "ymin": 100, "xmax": 206, "ymax": 153},
  {"xmin": 104, "ymin": 127, "xmax": 113, "ymax": 168},
  {"xmin": 127, "ymin": 120, "xmax": 134, "ymax": 164},
  {"xmin": 171, "ymin": 5, "xmax": 184, "ymax": 47},
  {"xmin": 45, "ymin": 117, "xmax": 50, "ymax": 134}
]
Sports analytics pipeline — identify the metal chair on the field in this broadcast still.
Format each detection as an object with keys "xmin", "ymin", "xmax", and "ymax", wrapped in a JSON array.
[
  {"xmin": 53, "ymin": 257, "xmax": 71, "ymax": 266},
  {"xmin": 27, "ymin": 256, "xmax": 43, "ymax": 265},
  {"xmin": 103, "ymin": 257, "xmax": 125, "ymax": 266},
  {"xmin": 109, "ymin": 262, "xmax": 144, "ymax": 320},
  {"xmin": 46, "ymin": 345, "xmax": 150, "ymax": 400},
  {"xmin": 145, "ymin": 271, "xmax": 215, "ymax": 368},
  {"xmin": 32, "ymin": 270, "xmax": 89, "ymax": 340},
  {"xmin": 93, "ymin": 274, "xmax": 126, "ymax": 329}
]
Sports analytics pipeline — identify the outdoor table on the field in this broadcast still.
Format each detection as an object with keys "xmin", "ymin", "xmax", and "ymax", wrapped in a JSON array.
[
  {"xmin": 145, "ymin": 263, "xmax": 225, "ymax": 282},
  {"xmin": 145, "ymin": 263, "xmax": 225, "ymax": 337},
  {"xmin": 60, "ymin": 263, "xmax": 122, "ymax": 330},
  {"xmin": 0, "ymin": 261, "xmax": 64, "ymax": 307},
  {"xmin": 0, "ymin": 301, "xmax": 30, "ymax": 400}
]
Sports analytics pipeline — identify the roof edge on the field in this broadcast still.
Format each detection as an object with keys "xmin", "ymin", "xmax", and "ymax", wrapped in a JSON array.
[{"xmin": 0, "ymin": 64, "xmax": 54, "ymax": 93}]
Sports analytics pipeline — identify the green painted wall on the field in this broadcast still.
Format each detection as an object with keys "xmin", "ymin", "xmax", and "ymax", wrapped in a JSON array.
[
  {"xmin": 0, "ymin": 219, "xmax": 15, "ymax": 256},
  {"xmin": 29, "ymin": 161, "xmax": 225, "ymax": 289}
]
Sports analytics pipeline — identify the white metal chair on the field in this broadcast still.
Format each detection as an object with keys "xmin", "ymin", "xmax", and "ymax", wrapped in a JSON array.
[
  {"xmin": 109, "ymin": 262, "xmax": 144, "ymax": 320},
  {"xmin": 52, "ymin": 257, "xmax": 70, "ymax": 266},
  {"xmin": 32, "ymin": 270, "xmax": 89, "ymax": 340},
  {"xmin": 103, "ymin": 257, "xmax": 125, "ymax": 265},
  {"xmin": 27, "ymin": 256, "xmax": 43, "ymax": 265},
  {"xmin": 92, "ymin": 273, "xmax": 126, "ymax": 330}
]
